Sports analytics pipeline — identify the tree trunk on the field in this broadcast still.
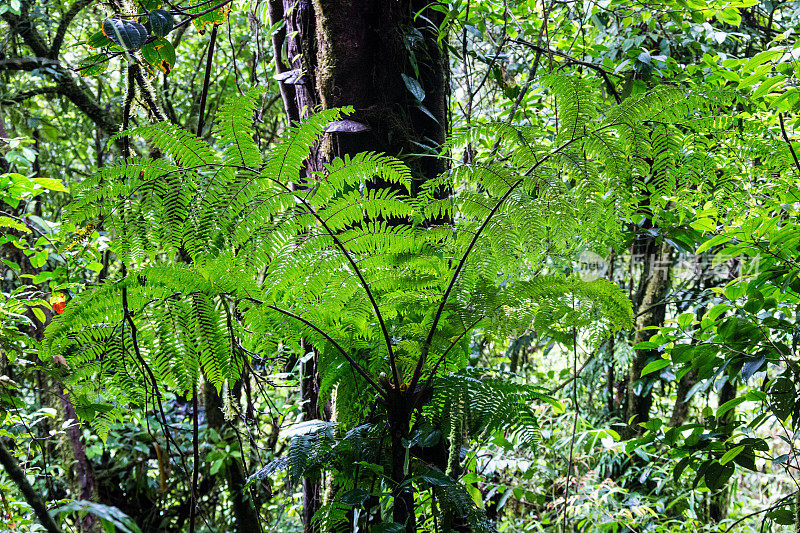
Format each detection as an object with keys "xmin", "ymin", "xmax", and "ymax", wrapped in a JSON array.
[
  {"xmin": 387, "ymin": 393, "xmax": 415, "ymax": 532},
  {"xmin": 625, "ymin": 239, "xmax": 672, "ymax": 436},
  {"xmin": 669, "ymin": 369, "xmax": 698, "ymax": 427},
  {"xmin": 268, "ymin": 2, "xmax": 448, "ymax": 530},
  {"xmin": 300, "ymin": 346, "xmax": 323, "ymax": 528},
  {"xmin": 709, "ymin": 379, "xmax": 736, "ymax": 523}
]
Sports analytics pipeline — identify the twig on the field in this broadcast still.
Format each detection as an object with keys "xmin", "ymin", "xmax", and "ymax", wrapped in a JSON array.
[
  {"xmin": 196, "ymin": 24, "xmax": 218, "ymax": 137},
  {"xmin": 779, "ymin": 113, "xmax": 800, "ymax": 178}
]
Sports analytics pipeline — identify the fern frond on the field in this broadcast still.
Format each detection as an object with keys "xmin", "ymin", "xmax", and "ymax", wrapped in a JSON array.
[{"xmin": 214, "ymin": 87, "xmax": 267, "ymax": 168}]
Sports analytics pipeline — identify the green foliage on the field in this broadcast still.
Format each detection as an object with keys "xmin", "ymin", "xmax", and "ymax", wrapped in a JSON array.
[{"xmin": 41, "ymin": 72, "xmax": 666, "ymax": 525}]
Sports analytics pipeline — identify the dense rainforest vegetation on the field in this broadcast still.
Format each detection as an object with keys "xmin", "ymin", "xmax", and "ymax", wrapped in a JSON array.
[{"xmin": 2, "ymin": 0, "xmax": 800, "ymax": 531}]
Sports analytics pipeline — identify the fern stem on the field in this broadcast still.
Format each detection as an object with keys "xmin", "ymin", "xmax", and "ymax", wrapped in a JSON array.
[
  {"xmin": 409, "ymin": 131, "xmax": 590, "ymax": 393},
  {"xmin": 268, "ymin": 178, "xmax": 402, "ymax": 388},
  {"xmin": 196, "ymin": 24, "xmax": 218, "ymax": 137},
  {"xmin": 265, "ymin": 304, "xmax": 387, "ymax": 398},
  {"xmin": 562, "ymin": 326, "xmax": 579, "ymax": 531}
]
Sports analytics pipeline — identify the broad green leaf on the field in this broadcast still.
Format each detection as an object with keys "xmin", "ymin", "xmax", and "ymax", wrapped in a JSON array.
[
  {"xmin": 31, "ymin": 177, "xmax": 69, "ymax": 193},
  {"xmin": 32, "ymin": 307, "xmax": 46, "ymax": 323},
  {"xmin": 401, "ymin": 73, "xmax": 425, "ymax": 101},
  {"xmin": 51, "ymin": 501, "xmax": 142, "ymax": 533},
  {"xmin": 719, "ymin": 445, "xmax": 745, "ymax": 465},
  {"xmin": 690, "ymin": 217, "xmax": 716, "ymax": 232},
  {"xmin": 147, "ymin": 9, "xmax": 174, "ymax": 37},
  {"xmin": 752, "ymin": 75, "xmax": 786, "ymax": 99},
  {"xmin": 87, "ymin": 30, "xmax": 112, "ymax": 49},
  {"xmin": 190, "ymin": 3, "xmax": 229, "ymax": 34},
  {"xmin": 743, "ymin": 49, "xmax": 783, "ymax": 71},
  {"xmin": 0, "ymin": 216, "xmax": 29, "ymax": 233},
  {"xmin": 641, "ymin": 359, "xmax": 670, "ymax": 377},
  {"xmin": 78, "ymin": 54, "xmax": 109, "ymax": 76},
  {"xmin": 102, "ymin": 18, "xmax": 149, "ymax": 50},
  {"xmin": 696, "ymin": 233, "xmax": 732, "ymax": 254},
  {"xmin": 717, "ymin": 396, "xmax": 746, "ymax": 418}
]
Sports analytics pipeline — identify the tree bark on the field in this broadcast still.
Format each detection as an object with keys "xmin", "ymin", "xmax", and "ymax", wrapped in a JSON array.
[
  {"xmin": 625, "ymin": 239, "xmax": 672, "ymax": 436},
  {"xmin": 669, "ymin": 369, "xmax": 698, "ymax": 427}
]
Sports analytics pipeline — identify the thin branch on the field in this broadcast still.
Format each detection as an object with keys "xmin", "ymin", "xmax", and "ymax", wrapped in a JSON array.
[
  {"xmin": 779, "ymin": 113, "xmax": 800, "ymax": 178},
  {"xmin": 0, "ymin": 440, "xmax": 62, "ymax": 533},
  {"xmin": 50, "ymin": 0, "xmax": 94, "ymax": 59},
  {"xmin": 1, "ymin": 86, "xmax": 59, "ymax": 104},
  {"xmin": 196, "ymin": 24, "xmax": 218, "ymax": 137},
  {"xmin": 513, "ymin": 39, "xmax": 623, "ymax": 103}
]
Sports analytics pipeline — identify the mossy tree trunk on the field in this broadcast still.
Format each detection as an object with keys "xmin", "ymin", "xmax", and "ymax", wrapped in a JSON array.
[
  {"xmin": 625, "ymin": 238, "xmax": 672, "ymax": 436},
  {"xmin": 268, "ymin": 2, "xmax": 448, "ymax": 530}
]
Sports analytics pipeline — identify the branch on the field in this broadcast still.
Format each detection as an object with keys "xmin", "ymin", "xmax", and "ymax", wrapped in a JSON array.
[
  {"xmin": 3, "ymin": 9, "xmax": 121, "ymax": 144},
  {"xmin": 513, "ymin": 39, "xmax": 623, "ymax": 104},
  {"xmin": 195, "ymin": 24, "xmax": 218, "ymax": 136},
  {"xmin": 1, "ymin": 86, "xmax": 59, "ymax": 104},
  {"xmin": 0, "ymin": 57, "xmax": 60, "ymax": 71},
  {"xmin": 0, "ymin": 440, "xmax": 62, "ymax": 533},
  {"xmin": 779, "ymin": 113, "xmax": 800, "ymax": 178},
  {"xmin": 50, "ymin": 0, "xmax": 95, "ymax": 59}
]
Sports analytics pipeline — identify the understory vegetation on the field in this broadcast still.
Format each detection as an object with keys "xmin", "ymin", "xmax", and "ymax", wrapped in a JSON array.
[{"xmin": 2, "ymin": 0, "xmax": 800, "ymax": 531}]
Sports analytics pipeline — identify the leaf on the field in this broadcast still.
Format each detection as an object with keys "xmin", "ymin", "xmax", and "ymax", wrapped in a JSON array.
[
  {"xmin": 78, "ymin": 54, "xmax": 109, "ymax": 76},
  {"xmin": 1, "ymin": 259, "xmax": 20, "ymax": 271},
  {"xmin": 147, "ymin": 9, "xmax": 174, "ymax": 37},
  {"xmin": 767, "ymin": 508, "xmax": 795, "ymax": 525},
  {"xmin": 741, "ymin": 356, "xmax": 765, "ymax": 382},
  {"xmin": 695, "ymin": 233, "xmax": 732, "ymax": 254},
  {"xmin": 190, "ymin": 2, "xmax": 229, "ymax": 34},
  {"xmin": 50, "ymin": 501, "xmax": 142, "ymax": 533},
  {"xmin": 0, "ymin": 216, "xmax": 29, "ymax": 233},
  {"xmin": 87, "ymin": 30, "xmax": 112, "ymax": 49},
  {"xmin": 690, "ymin": 217, "xmax": 716, "ymax": 232},
  {"xmin": 743, "ymin": 49, "xmax": 783, "ymax": 72},
  {"xmin": 141, "ymin": 37, "xmax": 176, "ymax": 74},
  {"xmin": 752, "ymin": 75, "xmax": 786, "ymax": 99},
  {"xmin": 641, "ymin": 359, "xmax": 669, "ymax": 377},
  {"xmin": 717, "ymin": 396, "xmax": 746, "ymax": 418},
  {"xmin": 30, "ymin": 177, "xmax": 69, "ymax": 193},
  {"xmin": 704, "ymin": 461, "xmax": 734, "ymax": 491},
  {"xmin": 30, "ymin": 250, "xmax": 48, "ymax": 268},
  {"xmin": 401, "ymin": 73, "xmax": 425, "ymax": 101},
  {"xmin": 102, "ymin": 18, "xmax": 149, "ymax": 50},
  {"xmin": 719, "ymin": 445, "xmax": 745, "ymax": 465},
  {"xmin": 32, "ymin": 307, "xmax": 46, "ymax": 323}
]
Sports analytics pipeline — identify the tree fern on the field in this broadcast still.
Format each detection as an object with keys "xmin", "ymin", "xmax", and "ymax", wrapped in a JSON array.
[{"xmin": 42, "ymin": 73, "xmax": 736, "ymax": 528}]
